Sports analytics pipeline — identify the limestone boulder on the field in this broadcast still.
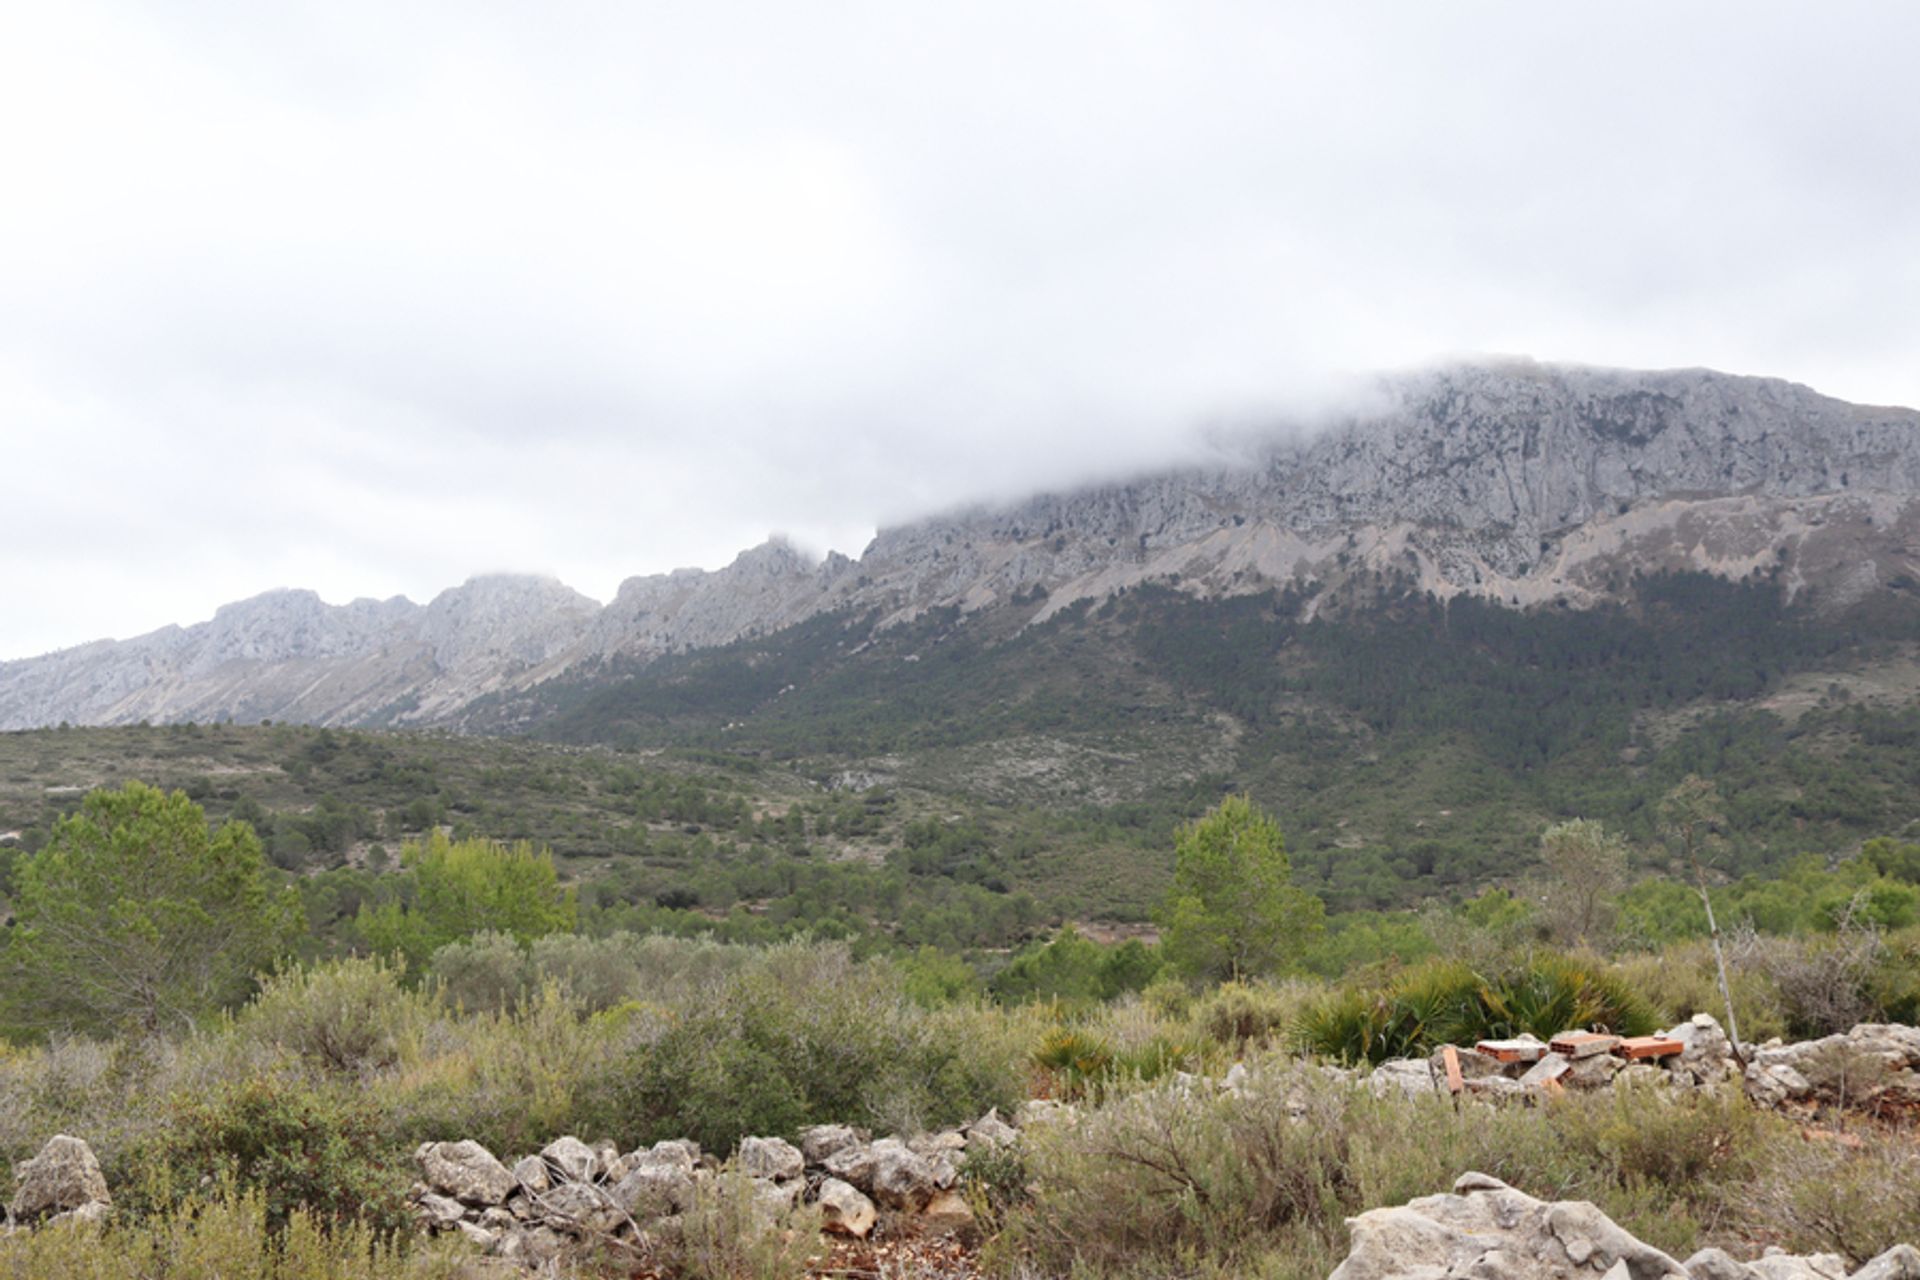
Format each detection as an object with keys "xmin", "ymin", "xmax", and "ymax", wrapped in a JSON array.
[
  {"xmin": 416, "ymin": 1140, "xmax": 517, "ymax": 1207},
  {"xmin": 414, "ymin": 1190, "xmax": 468, "ymax": 1229},
  {"xmin": 967, "ymin": 1109, "xmax": 1019, "ymax": 1149},
  {"xmin": 1327, "ymin": 1172, "xmax": 1687, "ymax": 1280},
  {"xmin": 799, "ymin": 1124, "xmax": 863, "ymax": 1166},
  {"xmin": 1852, "ymin": 1245, "xmax": 1920, "ymax": 1280},
  {"xmin": 9, "ymin": 1136, "xmax": 111, "ymax": 1225},
  {"xmin": 920, "ymin": 1189, "xmax": 976, "ymax": 1237},
  {"xmin": 817, "ymin": 1178, "xmax": 877, "ymax": 1239},
  {"xmin": 1745, "ymin": 1061, "xmax": 1813, "ymax": 1108},
  {"xmin": 1748, "ymin": 1248, "xmax": 1849, "ymax": 1280},
  {"xmin": 1368, "ymin": 1059, "xmax": 1438, "ymax": 1099},
  {"xmin": 609, "ymin": 1151, "xmax": 696, "ymax": 1220},
  {"xmin": 1683, "ymin": 1248, "xmax": 1760, "ymax": 1280},
  {"xmin": 1667, "ymin": 1014, "xmax": 1736, "ymax": 1082},
  {"xmin": 868, "ymin": 1140, "xmax": 943, "ymax": 1212},
  {"xmin": 538, "ymin": 1135, "xmax": 600, "ymax": 1185},
  {"xmin": 540, "ymin": 1180, "xmax": 623, "ymax": 1235},
  {"xmin": 737, "ymin": 1136, "xmax": 804, "ymax": 1183},
  {"xmin": 511, "ymin": 1155, "xmax": 551, "ymax": 1194}
]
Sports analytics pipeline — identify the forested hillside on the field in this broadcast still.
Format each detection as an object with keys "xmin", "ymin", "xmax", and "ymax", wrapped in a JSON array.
[{"xmin": 9, "ymin": 572, "xmax": 1920, "ymax": 956}]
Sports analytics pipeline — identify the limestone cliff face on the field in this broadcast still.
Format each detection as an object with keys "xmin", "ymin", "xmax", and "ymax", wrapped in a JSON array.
[
  {"xmin": 838, "ymin": 363, "xmax": 1920, "ymax": 622},
  {"xmin": 0, "ymin": 576, "xmax": 598, "ymax": 729},
  {"xmin": 6, "ymin": 362, "xmax": 1918, "ymax": 730}
]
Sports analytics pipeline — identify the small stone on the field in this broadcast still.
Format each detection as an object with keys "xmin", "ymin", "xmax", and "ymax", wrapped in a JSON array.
[
  {"xmin": 1565, "ymin": 1054, "xmax": 1623, "ymax": 1090},
  {"xmin": 454, "ymin": 1219, "xmax": 498, "ymax": 1249},
  {"xmin": 494, "ymin": 1224, "xmax": 566, "ymax": 1264},
  {"xmin": 1683, "ymin": 1247, "xmax": 1761, "ymax": 1280},
  {"xmin": 1518, "ymin": 1053, "xmax": 1571, "ymax": 1088},
  {"xmin": 45, "ymin": 1200, "xmax": 111, "ymax": 1229}
]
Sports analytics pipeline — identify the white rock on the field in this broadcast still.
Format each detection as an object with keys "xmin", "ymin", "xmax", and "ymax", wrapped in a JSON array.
[
  {"xmin": 816, "ymin": 1177, "xmax": 877, "ymax": 1239},
  {"xmin": 8, "ymin": 1136, "xmax": 111, "ymax": 1224},
  {"xmin": 539, "ymin": 1135, "xmax": 600, "ymax": 1184},
  {"xmin": 416, "ymin": 1140, "xmax": 517, "ymax": 1207}
]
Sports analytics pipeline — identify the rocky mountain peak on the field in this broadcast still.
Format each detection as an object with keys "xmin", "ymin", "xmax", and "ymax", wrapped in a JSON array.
[{"xmin": 5, "ymin": 362, "xmax": 1918, "ymax": 730}]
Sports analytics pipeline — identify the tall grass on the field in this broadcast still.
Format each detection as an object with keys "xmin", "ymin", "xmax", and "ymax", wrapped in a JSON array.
[{"xmin": 986, "ymin": 1058, "xmax": 1918, "ymax": 1280}]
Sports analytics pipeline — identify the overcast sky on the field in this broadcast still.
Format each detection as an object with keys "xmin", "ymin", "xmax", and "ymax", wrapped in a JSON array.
[{"xmin": 4, "ymin": 2, "xmax": 1917, "ymax": 659}]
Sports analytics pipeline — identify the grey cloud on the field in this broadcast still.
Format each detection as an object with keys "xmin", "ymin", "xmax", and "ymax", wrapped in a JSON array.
[{"xmin": 4, "ymin": 1, "xmax": 1918, "ymax": 658}]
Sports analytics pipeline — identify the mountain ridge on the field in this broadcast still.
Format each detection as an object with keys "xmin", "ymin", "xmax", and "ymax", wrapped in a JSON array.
[{"xmin": 7, "ymin": 361, "xmax": 1919, "ymax": 731}]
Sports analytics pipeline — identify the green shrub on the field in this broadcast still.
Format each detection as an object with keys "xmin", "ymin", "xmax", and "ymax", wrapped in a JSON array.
[
  {"xmin": 128, "ymin": 1076, "xmax": 411, "ymax": 1237},
  {"xmin": 961, "ymin": 1139, "xmax": 1031, "ymax": 1235},
  {"xmin": 1479, "ymin": 954, "xmax": 1657, "ymax": 1041},
  {"xmin": 990, "ymin": 1063, "xmax": 1357, "ymax": 1279},
  {"xmin": 1612, "ymin": 943, "xmax": 1788, "ymax": 1041},
  {"xmin": 236, "ymin": 956, "xmax": 426, "ymax": 1075},
  {"xmin": 593, "ymin": 941, "xmax": 1020, "ymax": 1150},
  {"xmin": 1032, "ymin": 1028, "xmax": 1114, "ymax": 1100},
  {"xmin": 1297, "ymin": 954, "xmax": 1658, "ymax": 1064},
  {"xmin": 1193, "ymin": 980, "xmax": 1306, "ymax": 1048},
  {"xmin": 0, "ymin": 1185, "xmax": 464, "ymax": 1279},
  {"xmin": 1553, "ymin": 1078, "xmax": 1773, "ymax": 1190},
  {"xmin": 426, "ymin": 930, "xmax": 530, "ymax": 1014},
  {"xmin": 649, "ymin": 1171, "xmax": 821, "ymax": 1280},
  {"xmin": 381, "ymin": 983, "xmax": 626, "ymax": 1158},
  {"xmin": 1743, "ymin": 1131, "xmax": 1920, "ymax": 1264}
]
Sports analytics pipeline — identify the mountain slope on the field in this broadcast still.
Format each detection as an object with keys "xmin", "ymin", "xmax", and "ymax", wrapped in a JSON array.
[{"xmin": 6, "ymin": 361, "xmax": 1919, "ymax": 732}]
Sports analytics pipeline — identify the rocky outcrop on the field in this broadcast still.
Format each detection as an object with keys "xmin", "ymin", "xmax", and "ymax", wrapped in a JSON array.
[
  {"xmin": 1330, "ymin": 1172, "xmax": 1920, "ymax": 1280},
  {"xmin": 7, "ymin": 363, "xmax": 1920, "ymax": 731},
  {"xmin": 7, "ymin": 1135, "xmax": 111, "ymax": 1228}
]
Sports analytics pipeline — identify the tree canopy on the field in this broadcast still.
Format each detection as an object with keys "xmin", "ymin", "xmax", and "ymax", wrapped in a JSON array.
[
  {"xmin": 356, "ymin": 833, "xmax": 576, "ymax": 970},
  {"xmin": 4, "ymin": 781, "xmax": 299, "ymax": 1034},
  {"xmin": 1538, "ymin": 818, "xmax": 1630, "ymax": 948},
  {"xmin": 1158, "ymin": 795, "xmax": 1323, "ymax": 981}
]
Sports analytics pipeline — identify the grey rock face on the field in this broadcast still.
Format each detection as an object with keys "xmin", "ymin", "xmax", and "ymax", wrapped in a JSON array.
[{"xmin": 8, "ymin": 363, "xmax": 1920, "ymax": 731}]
